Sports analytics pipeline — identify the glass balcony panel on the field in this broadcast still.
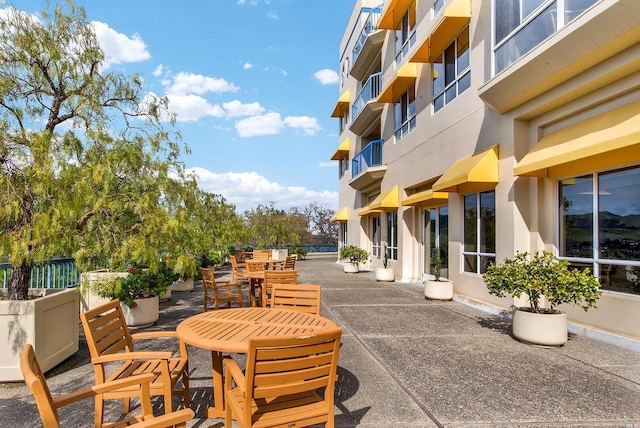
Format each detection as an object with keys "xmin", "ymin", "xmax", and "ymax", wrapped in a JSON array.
[
  {"xmin": 352, "ymin": 6, "xmax": 382, "ymax": 63},
  {"xmin": 352, "ymin": 139, "xmax": 384, "ymax": 178},
  {"xmin": 352, "ymin": 72, "xmax": 382, "ymax": 121}
]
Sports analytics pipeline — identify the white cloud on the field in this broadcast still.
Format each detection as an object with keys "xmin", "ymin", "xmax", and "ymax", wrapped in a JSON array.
[
  {"xmin": 235, "ymin": 112, "xmax": 284, "ymax": 137},
  {"xmin": 267, "ymin": 12, "xmax": 279, "ymax": 19},
  {"xmin": 319, "ymin": 161, "xmax": 337, "ymax": 168},
  {"xmin": 283, "ymin": 116, "xmax": 321, "ymax": 135},
  {"xmin": 166, "ymin": 94, "xmax": 225, "ymax": 122},
  {"xmin": 152, "ymin": 64, "xmax": 164, "ymax": 77},
  {"xmin": 243, "ymin": 62, "xmax": 254, "ymax": 70},
  {"xmin": 166, "ymin": 72, "xmax": 239, "ymax": 96},
  {"xmin": 314, "ymin": 69, "xmax": 339, "ymax": 85},
  {"xmin": 188, "ymin": 167, "xmax": 338, "ymax": 212},
  {"xmin": 91, "ymin": 21, "xmax": 150, "ymax": 68},
  {"xmin": 222, "ymin": 100, "xmax": 265, "ymax": 119}
]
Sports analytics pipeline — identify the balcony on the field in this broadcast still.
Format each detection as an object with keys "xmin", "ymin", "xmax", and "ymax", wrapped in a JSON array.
[
  {"xmin": 350, "ymin": 72, "xmax": 383, "ymax": 136},
  {"xmin": 349, "ymin": 139, "xmax": 386, "ymax": 190},
  {"xmin": 351, "ymin": 7, "xmax": 384, "ymax": 81}
]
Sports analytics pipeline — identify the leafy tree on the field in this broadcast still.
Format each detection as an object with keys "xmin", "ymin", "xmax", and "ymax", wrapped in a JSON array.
[
  {"xmin": 0, "ymin": 2, "xmax": 191, "ymax": 299},
  {"xmin": 243, "ymin": 203, "xmax": 303, "ymax": 248},
  {"xmin": 303, "ymin": 202, "xmax": 338, "ymax": 244}
]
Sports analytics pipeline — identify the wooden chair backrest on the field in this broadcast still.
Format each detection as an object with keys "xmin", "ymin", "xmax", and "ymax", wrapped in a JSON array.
[
  {"xmin": 80, "ymin": 299, "xmax": 135, "ymax": 360},
  {"xmin": 234, "ymin": 250, "xmax": 246, "ymax": 263},
  {"xmin": 201, "ymin": 266, "xmax": 215, "ymax": 286},
  {"xmin": 262, "ymin": 270, "xmax": 298, "ymax": 308},
  {"xmin": 283, "ymin": 255, "xmax": 296, "ymax": 270},
  {"xmin": 244, "ymin": 327, "xmax": 342, "ymax": 407},
  {"xmin": 21, "ymin": 344, "xmax": 60, "ymax": 428},
  {"xmin": 246, "ymin": 260, "xmax": 266, "ymax": 273},
  {"xmin": 252, "ymin": 250, "xmax": 270, "ymax": 261},
  {"xmin": 230, "ymin": 255, "xmax": 239, "ymax": 270},
  {"xmin": 270, "ymin": 283, "xmax": 321, "ymax": 315}
]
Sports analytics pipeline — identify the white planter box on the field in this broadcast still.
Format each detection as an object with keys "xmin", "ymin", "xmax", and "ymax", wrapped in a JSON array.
[
  {"xmin": 271, "ymin": 249, "xmax": 289, "ymax": 260},
  {"xmin": 375, "ymin": 268, "xmax": 395, "ymax": 282},
  {"xmin": 424, "ymin": 279, "xmax": 454, "ymax": 301},
  {"xmin": 0, "ymin": 288, "xmax": 80, "ymax": 382},
  {"xmin": 121, "ymin": 296, "xmax": 159, "ymax": 328},
  {"xmin": 512, "ymin": 308, "xmax": 568, "ymax": 346},
  {"xmin": 171, "ymin": 277, "xmax": 194, "ymax": 292},
  {"xmin": 80, "ymin": 270, "xmax": 128, "ymax": 313},
  {"xmin": 343, "ymin": 262, "xmax": 359, "ymax": 273}
]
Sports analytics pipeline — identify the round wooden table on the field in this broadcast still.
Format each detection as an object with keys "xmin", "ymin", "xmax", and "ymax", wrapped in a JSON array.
[{"xmin": 177, "ymin": 307, "xmax": 337, "ymax": 418}]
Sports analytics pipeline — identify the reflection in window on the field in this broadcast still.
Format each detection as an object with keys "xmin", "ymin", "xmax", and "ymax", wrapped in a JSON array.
[
  {"xmin": 394, "ymin": 83, "xmax": 416, "ymax": 140},
  {"xmin": 372, "ymin": 215, "xmax": 381, "ymax": 258},
  {"xmin": 427, "ymin": 207, "xmax": 449, "ymax": 278},
  {"xmin": 387, "ymin": 210, "xmax": 398, "ymax": 260},
  {"xmin": 559, "ymin": 166, "xmax": 640, "ymax": 295},
  {"xmin": 463, "ymin": 191, "xmax": 495, "ymax": 274},
  {"xmin": 394, "ymin": 3, "xmax": 417, "ymax": 63}
]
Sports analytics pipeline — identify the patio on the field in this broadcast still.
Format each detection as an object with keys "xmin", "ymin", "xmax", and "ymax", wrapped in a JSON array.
[{"xmin": 2, "ymin": 254, "xmax": 640, "ymax": 427}]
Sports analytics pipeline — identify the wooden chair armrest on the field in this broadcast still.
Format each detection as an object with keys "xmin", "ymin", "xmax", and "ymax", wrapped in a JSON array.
[
  {"xmin": 223, "ymin": 356, "xmax": 245, "ymax": 393},
  {"xmin": 129, "ymin": 408, "xmax": 194, "ymax": 428},
  {"xmin": 53, "ymin": 373, "xmax": 157, "ymax": 407},
  {"xmin": 131, "ymin": 331, "xmax": 178, "ymax": 340},
  {"xmin": 92, "ymin": 351, "xmax": 173, "ymax": 364}
]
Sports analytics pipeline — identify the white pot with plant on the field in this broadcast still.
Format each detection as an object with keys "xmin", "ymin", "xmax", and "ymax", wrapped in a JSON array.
[
  {"xmin": 339, "ymin": 245, "xmax": 369, "ymax": 273},
  {"xmin": 375, "ymin": 246, "xmax": 395, "ymax": 282},
  {"xmin": 424, "ymin": 247, "xmax": 453, "ymax": 300},
  {"xmin": 483, "ymin": 251, "xmax": 602, "ymax": 346}
]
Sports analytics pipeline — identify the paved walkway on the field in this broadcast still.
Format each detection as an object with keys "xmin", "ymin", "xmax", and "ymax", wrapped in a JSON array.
[{"xmin": 2, "ymin": 255, "xmax": 640, "ymax": 427}]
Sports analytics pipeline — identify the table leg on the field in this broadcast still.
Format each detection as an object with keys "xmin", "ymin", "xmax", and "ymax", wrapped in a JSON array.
[{"xmin": 206, "ymin": 350, "xmax": 225, "ymax": 419}]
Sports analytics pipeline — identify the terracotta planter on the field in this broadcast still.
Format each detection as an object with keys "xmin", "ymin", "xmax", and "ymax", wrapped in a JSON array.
[
  {"xmin": 120, "ymin": 296, "xmax": 159, "ymax": 328},
  {"xmin": 512, "ymin": 308, "xmax": 567, "ymax": 346},
  {"xmin": 171, "ymin": 277, "xmax": 194, "ymax": 292},
  {"xmin": 375, "ymin": 267, "xmax": 395, "ymax": 282},
  {"xmin": 0, "ymin": 288, "xmax": 80, "ymax": 382},
  {"xmin": 424, "ymin": 279, "xmax": 454, "ymax": 301},
  {"xmin": 343, "ymin": 262, "xmax": 359, "ymax": 273}
]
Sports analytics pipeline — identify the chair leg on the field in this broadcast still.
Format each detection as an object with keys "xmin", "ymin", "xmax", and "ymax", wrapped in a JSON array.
[{"xmin": 95, "ymin": 395, "xmax": 104, "ymax": 427}]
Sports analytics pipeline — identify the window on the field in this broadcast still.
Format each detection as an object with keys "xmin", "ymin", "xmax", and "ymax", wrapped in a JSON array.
[
  {"xmin": 394, "ymin": 83, "xmax": 416, "ymax": 140},
  {"xmin": 424, "ymin": 207, "xmax": 449, "ymax": 277},
  {"xmin": 339, "ymin": 107, "xmax": 349, "ymax": 134},
  {"xmin": 386, "ymin": 210, "xmax": 398, "ymax": 260},
  {"xmin": 339, "ymin": 158, "xmax": 349, "ymax": 179},
  {"xmin": 394, "ymin": 3, "xmax": 416, "ymax": 63},
  {"xmin": 433, "ymin": 27, "xmax": 470, "ymax": 112},
  {"xmin": 340, "ymin": 223, "xmax": 348, "ymax": 248},
  {"xmin": 434, "ymin": 0, "xmax": 444, "ymax": 14},
  {"xmin": 559, "ymin": 166, "xmax": 640, "ymax": 295},
  {"xmin": 463, "ymin": 191, "xmax": 495, "ymax": 274},
  {"xmin": 372, "ymin": 215, "xmax": 381, "ymax": 258},
  {"xmin": 494, "ymin": 0, "xmax": 598, "ymax": 72}
]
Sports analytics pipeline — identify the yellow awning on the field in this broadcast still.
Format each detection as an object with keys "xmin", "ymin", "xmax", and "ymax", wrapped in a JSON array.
[
  {"xmin": 330, "ymin": 137, "xmax": 350, "ymax": 161},
  {"xmin": 358, "ymin": 204, "xmax": 381, "ymax": 217},
  {"xmin": 331, "ymin": 90, "xmax": 350, "ymax": 118},
  {"xmin": 377, "ymin": 63, "xmax": 418, "ymax": 103},
  {"xmin": 410, "ymin": 0, "xmax": 471, "ymax": 63},
  {"xmin": 378, "ymin": 0, "xmax": 414, "ymax": 30},
  {"xmin": 401, "ymin": 189, "xmax": 449, "ymax": 207},
  {"xmin": 433, "ymin": 146, "xmax": 499, "ymax": 193},
  {"xmin": 369, "ymin": 185, "xmax": 400, "ymax": 210},
  {"xmin": 514, "ymin": 101, "xmax": 640, "ymax": 178},
  {"xmin": 330, "ymin": 207, "xmax": 348, "ymax": 222}
]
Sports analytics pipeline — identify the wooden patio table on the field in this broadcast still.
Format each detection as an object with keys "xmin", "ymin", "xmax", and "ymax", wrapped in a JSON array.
[
  {"xmin": 242, "ymin": 259, "xmax": 281, "ymax": 306},
  {"xmin": 176, "ymin": 307, "xmax": 337, "ymax": 419}
]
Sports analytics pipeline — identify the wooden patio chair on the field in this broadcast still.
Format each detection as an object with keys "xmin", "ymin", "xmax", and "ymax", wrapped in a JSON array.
[
  {"xmin": 283, "ymin": 255, "xmax": 297, "ymax": 270},
  {"xmin": 20, "ymin": 343, "xmax": 194, "ymax": 428},
  {"xmin": 201, "ymin": 267, "xmax": 243, "ymax": 311},
  {"xmin": 229, "ymin": 255, "xmax": 247, "ymax": 285},
  {"xmin": 270, "ymin": 283, "xmax": 322, "ymax": 315},
  {"xmin": 223, "ymin": 327, "xmax": 343, "ymax": 428},
  {"xmin": 261, "ymin": 269, "xmax": 298, "ymax": 308},
  {"xmin": 252, "ymin": 250, "xmax": 271, "ymax": 261},
  {"xmin": 80, "ymin": 300, "xmax": 190, "ymax": 427}
]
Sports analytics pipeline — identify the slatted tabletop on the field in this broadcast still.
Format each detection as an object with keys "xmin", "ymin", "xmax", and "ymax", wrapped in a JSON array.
[{"xmin": 177, "ymin": 307, "xmax": 337, "ymax": 418}]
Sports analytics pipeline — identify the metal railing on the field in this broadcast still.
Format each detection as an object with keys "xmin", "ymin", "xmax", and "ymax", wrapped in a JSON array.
[
  {"xmin": 352, "ymin": 139, "xmax": 384, "ymax": 178},
  {"xmin": 352, "ymin": 72, "xmax": 382, "ymax": 121},
  {"xmin": 352, "ymin": 6, "xmax": 383, "ymax": 64},
  {"xmin": 1, "ymin": 258, "xmax": 81, "ymax": 289}
]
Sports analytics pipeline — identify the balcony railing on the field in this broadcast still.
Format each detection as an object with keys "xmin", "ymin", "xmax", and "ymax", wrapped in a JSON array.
[
  {"xmin": 352, "ymin": 6, "xmax": 383, "ymax": 64},
  {"xmin": 352, "ymin": 139, "xmax": 383, "ymax": 178},
  {"xmin": 1, "ymin": 258, "xmax": 81, "ymax": 289},
  {"xmin": 352, "ymin": 72, "xmax": 382, "ymax": 121},
  {"xmin": 395, "ymin": 30, "xmax": 417, "ymax": 63}
]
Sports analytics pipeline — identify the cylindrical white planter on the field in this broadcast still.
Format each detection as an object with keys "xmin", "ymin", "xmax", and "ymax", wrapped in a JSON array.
[
  {"xmin": 376, "ymin": 268, "xmax": 395, "ymax": 282},
  {"xmin": 160, "ymin": 286, "xmax": 171, "ymax": 302},
  {"xmin": 512, "ymin": 308, "xmax": 567, "ymax": 346},
  {"xmin": 343, "ymin": 263, "xmax": 359, "ymax": 273},
  {"xmin": 121, "ymin": 296, "xmax": 159, "ymax": 328},
  {"xmin": 424, "ymin": 280, "xmax": 453, "ymax": 300},
  {"xmin": 171, "ymin": 277, "xmax": 194, "ymax": 292}
]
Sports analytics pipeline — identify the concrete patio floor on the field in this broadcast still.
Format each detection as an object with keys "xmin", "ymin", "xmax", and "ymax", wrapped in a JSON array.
[{"xmin": 1, "ymin": 254, "xmax": 640, "ymax": 427}]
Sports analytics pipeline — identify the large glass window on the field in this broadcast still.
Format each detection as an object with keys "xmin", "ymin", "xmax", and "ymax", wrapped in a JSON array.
[
  {"xmin": 372, "ymin": 215, "xmax": 381, "ymax": 258},
  {"xmin": 394, "ymin": 3, "xmax": 416, "ymax": 63},
  {"xmin": 463, "ymin": 191, "xmax": 495, "ymax": 274},
  {"xmin": 433, "ymin": 27, "xmax": 470, "ymax": 112},
  {"xmin": 494, "ymin": 0, "xmax": 598, "ymax": 72},
  {"xmin": 387, "ymin": 210, "xmax": 398, "ymax": 260},
  {"xmin": 394, "ymin": 83, "xmax": 416, "ymax": 140},
  {"xmin": 340, "ymin": 223, "xmax": 348, "ymax": 248},
  {"xmin": 339, "ymin": 158, "xmax": 349, "ymax": 179},
  {"xmin": 560, "ymin": 166, "xmax": 640, "ymax": 295},
  {"xmin": 424, "ymin": 207, "xmax": 449, "ymax": 278}
]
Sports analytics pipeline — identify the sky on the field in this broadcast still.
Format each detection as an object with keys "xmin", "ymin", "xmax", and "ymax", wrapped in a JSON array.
[{"xmin": 3, "ymin": 0, "xmax": 355, "ymax": 213}]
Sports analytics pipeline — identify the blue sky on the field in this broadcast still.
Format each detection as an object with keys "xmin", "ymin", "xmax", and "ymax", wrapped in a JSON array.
[{"xmin": 4, "ymin": 0, "xmax": 354, "ymax": 213}]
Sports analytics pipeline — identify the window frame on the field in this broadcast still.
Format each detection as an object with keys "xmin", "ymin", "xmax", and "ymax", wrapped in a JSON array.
[
  {"xmin": 432, "ymin": 27, "xmax": 471, "ymax": 112},
  {"xmin": 386, "ymin": 210, "xmax": 399, "ymax": 260},
  {"xmin": 394, "ymin": 83, "xmax": 416, "ymax": 140},
  {"xmin": 462, "ymin": 190, "xmax": 496, "ymax": 274}
]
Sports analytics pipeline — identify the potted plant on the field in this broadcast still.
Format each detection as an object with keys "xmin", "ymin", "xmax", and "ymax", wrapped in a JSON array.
[
  {"xmin": 167, "ymin": 253, "xmax": 198, "ymax": 292},
  {"xmin": 339, "ymin": 245, "xmax": 369, "ymax": 273},
  {"xmin": 375, "ymin": 246, "xmax": 395, "ymax": 282},
  {"xmin": 483, "ymin": 251, "xmax": 602, "ymax": 346},
  {"xmin": 424, "ymin": 247, "xmax": 453, "ymax": 300}
]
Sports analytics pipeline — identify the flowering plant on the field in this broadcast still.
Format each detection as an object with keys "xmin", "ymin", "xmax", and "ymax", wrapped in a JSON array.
[{"xmin": 94, "ymin": 264, "xmax": 176, "ymax": 308}]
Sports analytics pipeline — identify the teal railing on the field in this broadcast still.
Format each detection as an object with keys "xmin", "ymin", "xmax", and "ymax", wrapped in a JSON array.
[
  {"xmin": 352, "ymin": 139, "xmax": 384, "ymax": 178},
  {"xmin": 0, "ymin": 258, "xmax": 81, "ymax": 289}
]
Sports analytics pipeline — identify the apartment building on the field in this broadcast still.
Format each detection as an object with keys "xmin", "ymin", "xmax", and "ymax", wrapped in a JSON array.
[{"xmin": 330, "ymin": 0, "xmax": 640, "ymax": 341}]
